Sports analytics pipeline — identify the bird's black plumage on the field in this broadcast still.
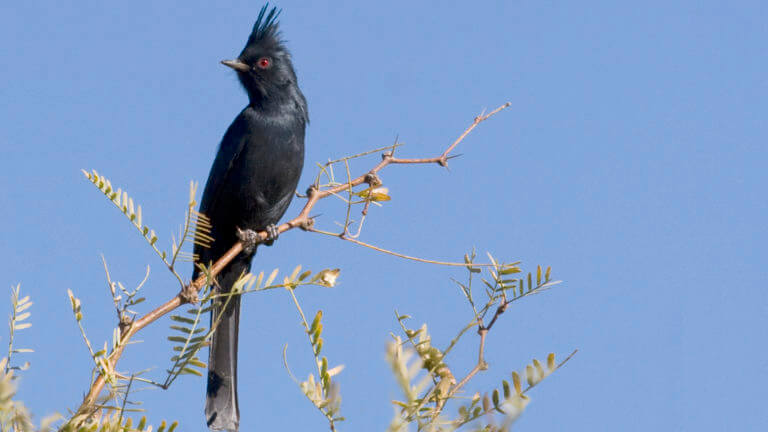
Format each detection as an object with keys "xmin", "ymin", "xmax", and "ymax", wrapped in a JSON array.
[{"xmin": 193, "ymin": 5, "xmax": 307, "ymax": 431}]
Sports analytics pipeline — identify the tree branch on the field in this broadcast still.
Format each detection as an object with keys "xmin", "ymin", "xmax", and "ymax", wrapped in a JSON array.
[{"xmin": 67, "ymin": 102, "xmax": 511, "ymax": 427}]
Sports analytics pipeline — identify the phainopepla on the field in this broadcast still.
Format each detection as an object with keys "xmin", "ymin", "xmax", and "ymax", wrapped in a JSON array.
[{"xmin": 193, "ymin": 5, "xmax": 308, "ymax": 431}]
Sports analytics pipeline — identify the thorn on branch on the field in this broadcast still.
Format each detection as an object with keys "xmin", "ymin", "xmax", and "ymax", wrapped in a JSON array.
[
  {"xmin": 364, "ymin": 172, "xmax": 382, "ymax": 187},
  {"xmin": 180, "ymin": 283, "xmax": 198, "ymax": 304},
  {"xmin": 298, "ymin": 217, "xmax": 315, "ymax": 231},
  {"xmin": 118, "ymin": 315, "xmax": 132, "ymax": 338}
]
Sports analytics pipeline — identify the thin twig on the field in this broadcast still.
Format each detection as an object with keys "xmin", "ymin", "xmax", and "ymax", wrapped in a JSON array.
[{"xmin": 314, "ymin": 230, "xmax": 500, "ymax": 267}]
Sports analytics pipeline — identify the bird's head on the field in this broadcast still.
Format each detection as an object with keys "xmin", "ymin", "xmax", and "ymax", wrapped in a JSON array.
[{"xmin": 222, "ymin": 4, "xmax": 305, "ymax": 115}]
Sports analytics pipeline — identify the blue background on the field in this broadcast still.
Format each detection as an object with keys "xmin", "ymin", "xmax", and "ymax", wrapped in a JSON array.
[{"xmin": 1, "ymin": 1, "xmax": 766, "ymax": 430}]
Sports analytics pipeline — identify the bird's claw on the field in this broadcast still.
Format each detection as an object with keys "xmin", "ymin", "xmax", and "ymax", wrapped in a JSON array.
[
  {"xmin": 264, "ymin": 224, "xmax": 279, "ymax": 246},
  {"xmin": 236, "ymin": 227, "xmax": 260, "ymax": 254}
]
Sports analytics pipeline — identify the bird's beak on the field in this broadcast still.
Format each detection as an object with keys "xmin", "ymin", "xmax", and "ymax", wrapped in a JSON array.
[{"xmin": 221, "ymin": 59, "xmax": 250, "ymax": 72}]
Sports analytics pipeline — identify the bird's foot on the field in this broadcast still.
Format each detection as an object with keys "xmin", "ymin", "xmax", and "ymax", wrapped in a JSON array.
[
  {"xmin": 236, "ymin": 227, "xmax": 260, "ymax": 254},
  {"xmin": 263, "ymin": 223, "xmax": 279, "ymax": 246}
]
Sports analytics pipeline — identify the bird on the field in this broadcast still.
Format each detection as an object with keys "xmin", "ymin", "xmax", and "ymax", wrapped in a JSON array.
[{"xmin": 192, "ymin": 5, "xmax": 308, "ymax": 431}]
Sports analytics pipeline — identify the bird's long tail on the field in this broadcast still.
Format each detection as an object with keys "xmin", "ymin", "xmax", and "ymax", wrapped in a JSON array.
[{"xmin": 205, "ymin": 260, "xmax": 249, "ymax": 432}]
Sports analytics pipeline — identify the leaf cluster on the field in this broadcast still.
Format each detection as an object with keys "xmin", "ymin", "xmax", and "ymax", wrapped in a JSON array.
[
  {"xmin": 282, "ymin": 266, "xmax": 345, "ymax": 430},
  {"xmin": 382, "ymin": 251, "xmax": 571, "ymax": 431}
]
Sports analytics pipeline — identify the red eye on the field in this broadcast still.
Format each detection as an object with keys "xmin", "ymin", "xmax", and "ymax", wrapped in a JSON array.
[{"xmin": 257, "ymin": 57, "xmax": 271, "ymax": 69}]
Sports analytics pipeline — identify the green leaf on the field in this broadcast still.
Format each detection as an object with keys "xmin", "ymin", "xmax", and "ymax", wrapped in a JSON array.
[
  {"xmin": 512, "ymin": 371, "xmax": 522, "ymax": 394},
  {"xmin": 525, "ymin": 364, "xmax": 535, "ymax": 386},
  {"xmin": 289, "ymin": 265, "xmax": 302, "ymax": 283},
  {"xmin": 180, "ymin": 367, "xmax": 203, "ymax": 376},
  {"xmin": 312, "ymin": 323, "xmax": 323, "ymax": 342},
  {"xmin": 128, "ymin": 297, "xmax": 146, "ymax": 306},
  {"xmin": 537, "ymin": 265, "xmax": 542, "ymax": 285},
  {"xmin": 170, "ymin": 315, "xmax": 196, "ymax": 325},
  {"xmin": 310, "ymin": 310, "xmax": 323, "ymax": 334},
  {"xmin": 189, "ymin": 305, "xmax": 213, "ymax": 314},
  {"xmin": 170, "ymin": 325, "xmax": 205, "ymax": 335},
  {"xmin": 298, "ymin": 270, "xmax": 312, "ymax": 281},
  {"xmin": 322, "ymin": 372, "xmax": 330, "ymax": 391},
  {"xmin": 14, "ymin": 312, "xmax": 31, "ymax": 322},
  {"xmin": 499, "ymin": 267, "xmax": 521, "ymax": 275},
  {"xmin": 502, "ymin": 379, "xmax": 511, "ymax": 399},
  {"xmin": 547, "ymin": 353, "xmax": 556, "ymax": 371},
  {"xmin": 15, "ymin": 301, "xmax": 33, "ymax": 313},
  {"xmin": 482, "ymin": 279, "xmax": 495, "ymax": 291},
  {"xmin": 265, "ymin": 268, "xmax": 279, "ymax": 287},
  {"xmin": 482, "ymin": 394, "xmax": 491, "ymax": 412},
  {"xmin": 486, "ymin": 252, "xmax": 498, "ymax": 268},
  {"xmin": 188, "ymin": 358, "xmax": 206, "ymax": 368},
  {"xmin": 253, "ymin": 271, "xmax": 264, "ymax": 289}
]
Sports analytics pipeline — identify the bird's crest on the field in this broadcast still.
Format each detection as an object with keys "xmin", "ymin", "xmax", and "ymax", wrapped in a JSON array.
[{"xmin": 246, "ymin": 4, "xmax": 281, "ymax": 46}]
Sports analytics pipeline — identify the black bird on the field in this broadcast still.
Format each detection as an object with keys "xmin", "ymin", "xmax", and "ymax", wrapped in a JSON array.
[{"xmin": 193, "ymin": 5, "xmax": 307, "ymax": 431}]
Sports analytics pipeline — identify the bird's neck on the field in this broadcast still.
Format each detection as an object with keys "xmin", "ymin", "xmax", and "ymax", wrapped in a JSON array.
[{"xmin": 247, "ymin": 87, "xmax": 308, "ymax": 123}]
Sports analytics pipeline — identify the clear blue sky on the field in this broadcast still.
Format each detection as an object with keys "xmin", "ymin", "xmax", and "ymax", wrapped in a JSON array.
[{"xmin": 1, "ymin": 1, "xmax": 766, "ymax": 430}]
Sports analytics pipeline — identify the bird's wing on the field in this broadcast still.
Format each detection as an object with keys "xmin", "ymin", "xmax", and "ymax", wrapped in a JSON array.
[
  {"xmin": 194, "ymin": 110, "xmax": 251, "ymax": 271},
  {"xmin": 198, "ymin": 110, "xmax": 250, "ymax": 221}
]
